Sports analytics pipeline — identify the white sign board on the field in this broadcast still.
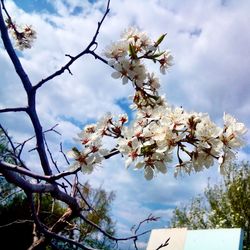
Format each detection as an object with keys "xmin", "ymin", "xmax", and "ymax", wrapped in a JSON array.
[
  {"xmin": 147, "ymin": 228, "xmax": 187, "ymax": 250},
  {"xmin": 184, "ymin": 228, "xmax": 244, "ymax": 250},
  {"xmin": 147, "ymin": 228, "xmax": 244, "ymax": 250}
]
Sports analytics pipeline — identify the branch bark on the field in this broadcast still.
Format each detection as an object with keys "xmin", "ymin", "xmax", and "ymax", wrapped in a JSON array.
[
  {"xmin": 0, "ymin": 1, "xmax": 154, "ymax": 249},
  {"xmin": 0, "ymin": 3, "xmax": 52, "ymax": 176}
]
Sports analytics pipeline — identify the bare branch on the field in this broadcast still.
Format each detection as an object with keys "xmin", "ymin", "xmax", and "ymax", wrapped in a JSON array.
[
  {"xmin": 75, "ymin": 180, "xmax": 99, "ymax": 213},
  {"xmin": 155, "ymin": 237, "xmax": 170, "ymax": 250},
  {"xmin": 103, "ymin": 148, "xmax": 120, "ymax": 159},
  {"xmin": 0, "ymin": 165, "xmax": 54, "ymax": 193},
  {"xmin": 0, "ymin": 5, "xmax": 53, "ymax": 175},
  {"xmin": 0, "ymin": 107, "xmax": 28, "ymax": 113},
  {"xmin": 0, "ymin": 147, "xmax": 121, "ymax": 183},
  {"xmin": 43, "ymin": 135, "xmax": 73, "ymax": 192},
  {"xmin": 131, "ymin": 214, "xmax": 161, "ymax": 249},
  {"xmin": 27, "ymin": 193, "xmax": 97, "ymax": 250},
  {"xmin": 0, "ymin": 124, "xmax": 19, "ymax": 165},
  {"xmin": 0, "ymin": 219, "xmax": 33, "ymax": 228},
  {"xmin": 133, "ymin": 213, "xmax": 160, "ymax": 235},
  {"xmin": 33, "ymin": 0, "xmax": 110, "ymax": 91},
  {"xmin": 0, "ymin": 3, "xmax": 32, "ymax": 93},
  {"xmin": 88, "ymin": 50, "xmax": 110, "ymax": 65},
  {"xmin": 0, "ymin": 188, "xmax": 23, "ymax": 203},
  {"xmin": 89, "ymin": 0, "xmax": 110, "ymax": 46},
  {"xmin": 60, "ymin": 142, "xmax": 70, "ymax": 165},
  {"xmin": 0, "ymin": 160, "xmax": 80, "ymax": 186},
  {"xmin": 79, "ymin": 213, "xmax": 151, "ymax": 242},
  {"xmin": 0, "ymin": 1, "xmax": 163, "ymax": 249}
]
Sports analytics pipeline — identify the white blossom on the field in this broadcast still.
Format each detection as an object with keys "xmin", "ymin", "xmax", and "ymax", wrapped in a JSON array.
[
  {"xmin": 69, "ymin": 27, "xmax": 247, "ymax": 181},
  {"xmin": 221, "ymin": 113, "xmax": 247, "ymax": 148},
  {"xmin": 159, "ymin": 51, "xmax": 174, "ymax": 74}
]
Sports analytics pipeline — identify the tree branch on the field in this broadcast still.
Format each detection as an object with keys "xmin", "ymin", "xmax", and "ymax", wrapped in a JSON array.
[
  {"xmin": 79, "ymin": 213, "xmax": 151, "ymax": 242},
  {"xmin": 0, "ymin": 219, "xmax": 33, "ymax": 228},
  {"xmin": 155, "ymin": 237, "xmax": 170, "ymax": 250},
  {"xmin": 27, "ymin": 192, "xmax": 97, "ymax": 250},
  {"xmin": 0, "ymin": 1, "xmax": 162, "ymax": 249},
  {"xmin": 0, "ymin": 107, "xmax": 28, "ymax": 113},
  {"xmin": 0, "ymin": 4, "xmax": 53, "ymax": 176},
  {"xmin": 88, "ymin": 50, "xmax": 109, "ymax": 65},
  {"xmin": 0, "ymin": 165, "xmax": 54, "ymax": 193},
  {"xmin": 0, "ymin": 163, "xmax": 81, "ymax": 212},
  {"xmin": 33, "ymin": 0, "xmax": 110, "ymax": 91},
  {"xmin": 0, "ymin": 160, "xmax": 81, "ymax": 184}
]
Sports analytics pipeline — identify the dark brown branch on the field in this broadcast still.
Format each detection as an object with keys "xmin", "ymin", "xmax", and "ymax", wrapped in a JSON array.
[
  {"xmin": 0, "ymin": 163, "xmax": 81, "ymax": 211},
  {"xmin": 0, "ymin": 4, "xmax": 52, "ymax": 176},
  {"xmin": 27, "ymin": 193, "xmax": 96, "ymax": 250},
  {"xmin": 0, "ymin": 106, "xmax": 28, "ymax": 113},
  {"xmin": 0, "ymin": 124, "xmax": 18, "ymax": 165},
  {"xmin": 60, "ymin": 142, "xmax": 70, "ymax": 165},
  {"xmin": 0, "ymin": 160, "xmax": 79, "ymax": 183},
  {"xmin": 79, "ymin": 213, "xmax": 151, "ymax": 242},
  {"xmin": 103, "ymin": 148, "xmax": 120, "ymax": 159},
  {"xmin": 0, "ymin": 165, "xmax": 55, "ymax": 193},
  {"xmin": 15, "ymin": 124, "xmax": 60, "ymax": 158},
  {"xmin": 88, "ymin": 50, "xmax": 109, "ymax": 65},
  {"xmin": 134, "ymin": 213, "xmax": 160, "ymax": 235},
  {"xmin": 155, "ymin": 237, "xmax": 170, "ymax": 250},
  {"xmin": 0, "ymin": 3, "xmax": 32, "ymax": 93},
  {"xmin": 0, "ymin": 188, "xmax": 23, "ymax": 203},
  {"xmin": 131, "ymin": 214, "xmax": 160, "ymax": 249},
  {"xmin": 33, "ymin": 0, "xmax": 110, "ymax": 91},
  {"xmin": 0, "ymin": 219, "xmax": 33, "ymax": 228},
  {"xmin": 0, "ymin": 148, "xmax": 122, "ymax": 182},
  {"xmin": 43, "ymin": 135, "xmax": 71, "ymax": 192}
]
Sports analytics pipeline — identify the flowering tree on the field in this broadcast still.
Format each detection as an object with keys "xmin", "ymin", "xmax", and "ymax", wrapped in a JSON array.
[
  {"xmin": 170, "ymin": 161, "xmax": 250, "ymax": 249},
  {"xmin": 0, "ymin": 0, "xmax": 247, "ymax": 249}
]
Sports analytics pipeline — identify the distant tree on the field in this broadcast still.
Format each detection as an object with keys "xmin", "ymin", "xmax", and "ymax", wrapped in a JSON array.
[
  {"xmin": 72, "ymin": 182, "xmax": 116, "ymax": 249},
  {"xmin": 0, "ymin": 178, "xmax": 116, "ymax": 250},
  {"xmin": 0, "ymin": 129, "xmax": 116, "ymax": 250},
  {"xmin": 170, "ymin": 161, "xmax": 250, "ymax": 250},
  {"xmin": 50, "ymin": 181, "xmax": 116, "ymax": 250}
]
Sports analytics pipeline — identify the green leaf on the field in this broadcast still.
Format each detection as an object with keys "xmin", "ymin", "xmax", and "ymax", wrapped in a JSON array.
[
  {"xmin": 72, "ymin": 147, "xmax": 80, "ymax": 155},
  {"xmin": 129, "ymin": 43, "xmax": 137, "ymax": 59},
  {"xmin": 152, "ymin": 51, "xmax": 165, "ymax": 58},
  {"xmin": 155, "ymin": 33, "xmax": 167, "ymax": 47}
]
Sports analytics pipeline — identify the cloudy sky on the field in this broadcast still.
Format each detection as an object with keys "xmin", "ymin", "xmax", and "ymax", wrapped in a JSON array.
[{"xmin": 1, "ymin": 0, "xmax": 250, "ymax": 248}]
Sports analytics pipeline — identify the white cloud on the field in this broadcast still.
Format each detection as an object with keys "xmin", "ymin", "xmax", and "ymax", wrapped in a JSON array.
[{"xmin": 1, "ymin": 0, "xmax": 250, "ymax": 246}]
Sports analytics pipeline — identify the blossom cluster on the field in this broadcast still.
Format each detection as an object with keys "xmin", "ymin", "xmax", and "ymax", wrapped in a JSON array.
[
  {"xmin": 68, "ymin": 113, "xmax": 128, "ymax": 174},
  {"xmin": 5, "ymin": 18, "xmax": 36, "ymax": 50},
  {"xmin": 70, "ymin": 27, "xmax": 247, "ymax": 180},
  {"xmin": 105, "ymin": 27, "xmax": 173, "ymax": 100}
]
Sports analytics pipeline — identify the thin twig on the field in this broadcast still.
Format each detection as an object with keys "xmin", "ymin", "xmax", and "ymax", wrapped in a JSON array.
[
  {"xmin": 79, "ymin": 213, "xmax": 151, "ymax": 242},
  {"xmin": 44, "ymin": 135, "xmax": 72, "ymax": 191},
  {"xmin": 27, "ymin": 192, "xmax": 96, "ymax": 250},
  {"xmin": 133, "ymin": 213, "xmax": 160, "ymax": 235},
  {"xmin": 60, "ymin": 142, "xmax": 70, "ymax": 165},
  {"xmin": 0, "ymin": 188, "xmax": 23, "ymax": 203},
  {"xmin": 33, "ymin": 0, "xmax": 111, "ymax": 91},
  {"xmin": 0, "ymin": 124, "xmax": 18, "ymax": 165},
  {"xmin": 155, "ymin": 237, "xmax": 170, "ymax": 250},
  {"xmin": 0, "ymin": 219, "xmax": 34, "ymax": 228},
  {"xmin": 131, "ymin": 213, "xmax": 161, "ymax": 249},
  {"xmin": 0, "ymin": 107, "xmax": 28, "ymax": 113}
]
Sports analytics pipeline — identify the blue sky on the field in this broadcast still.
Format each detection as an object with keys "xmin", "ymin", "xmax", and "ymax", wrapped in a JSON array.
[{"xmin": 1, "ymin": 0, "xmax": 250, "ymax": 249}]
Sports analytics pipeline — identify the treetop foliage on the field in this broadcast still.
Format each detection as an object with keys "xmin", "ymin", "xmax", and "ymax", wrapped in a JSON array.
[{"xmin": 171, "ymin": 161, "xmax": 250, "ymax": 249}]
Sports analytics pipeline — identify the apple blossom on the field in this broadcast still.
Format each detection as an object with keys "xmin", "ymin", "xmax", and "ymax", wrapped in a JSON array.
[
  {"xmin": 70, "ymin": 27, "xmax": 247, "ymax": 180},
  {"xmin": 5, "ymin": 18, "xmax": 36, "ymax": 50}
]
